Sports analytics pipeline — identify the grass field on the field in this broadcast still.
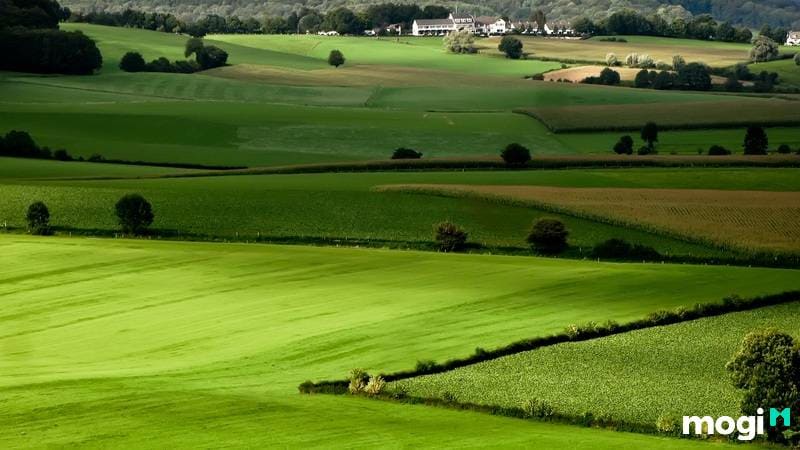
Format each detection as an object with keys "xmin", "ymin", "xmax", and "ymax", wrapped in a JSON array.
[
  {"xmin": 394, "ymin": 301, "xmax": 800, "ymax": 426},
  {"xmin": 377, "ymin": 184, "xmax": 800, "ymax": 253},
  {"xmin": 2, "ymin": 235, "xmax": 798, "ymax": 447},
  {"xmin": 2, "ymin": 24, "xmax": 796, "ymax": 166},
  {"xmin": 4, "ymin": 167, "xmax": 800, "ymax": 256},
  {"xmin": 0, "ymin": 157, "xmax": 198, "ymax": 179},
  {"xmin": 750, "ymin": 57, "xmax": 800, "ymax": 88},
  {"xmin": 479, "ymin": 35, "xmax": 753, "ymax": 67}
]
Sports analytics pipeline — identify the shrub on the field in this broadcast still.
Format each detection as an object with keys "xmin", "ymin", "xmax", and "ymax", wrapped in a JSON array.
[
  {"xmin": 651, "ymin": 71, "xmax": 674, "ymax": 90},
  {"xmin": 364, "ymin": 375, "xmax": 386, "ymax": 395},
  {"xmin": 119, "ymin": 51, "xmax": 146, "ymax": 72},
  {"xmin": 522, "ymin": 399, "xmax": 556, "ymax": 419},
  {"xmin": 498, "ymin": 36, "xmax": 523, "ymax": 59},
  {"xmin": 391, "ymin": 148, "xmax": 422, "ymax": 159},
  {"xmin": 723, "ymin": 76, "xmax": 742, "ymax": 92},
  {"xmin": 777, "ymin": 144, "xmax": 792, "ymax": 154},
  {"xmin": 328, "ymin": 49, "xmax": 345, "ymax": 67},
  {"xmin": 415, "ymin": 360, "xmax": 438, "ymax": 373},
  {"xmin": 605, "ymin": 53, "xmax": 617, "ymax": 67},
  {"xmin": 591, "ymin": 238, "xmax": 660, "ymax": 261},
  {"xmin": 743, "ymin": 126, "xmax": 768, "ymax": 155},
  {"xmin": 443, "ymin": 29, "xmax": 475, "ymax": 54},
  {"xmin": 612, "ymin": 135, "xmax": 634, "ymax": 155},
  {"xmin": 115, "ymin": 193, "xmax": 154, "ymax": 235},
  {"xmin": 527, "ymin": 218, "xmax": 568, "ymax": 254},
  {"xmin": 795, "ymin": 53, "xmax": 800, "ymax": 66},
  {"xmin": 500, "ymin": 143, "xmax": 531, "ymax": 165},
  {"xmin": 441, "ymin": 392, "xmax": 458, "ymax": 403},
  {"xmin": 708, "ymin": 145, "xmax": 731, "ymax": 156},
  {"xmin": 749, "ymin": 36, "xmax": 779, "ymax": 62},
  {"xmin": 434, "ymin": 221, "xmax": 468, "ymax": 252},
  {"xmin": 633, "ymin": 69, "xmax": 651, "ymax": 88},
  {"xmin": 676, "ymin": 62, "xmax": 712, "ymax": 91},
  {"xmin": 637, "ymin": 145, "xmax": 656, "ymax": 155},
  {"xmin": 656, "ymin": 415, "xmax": 679, "ymax": 434},
  {"xmin": 347, "ymin": 368, "xmax": 369, "ymax": 394},
  {"xmin": 598, "ymin": 67, "xmax": 620, "ymax": 85},
  {"xmin": 26, "ymin": 201, "xmax": 51, "ymax": 235},
  {"xmin": 196, "ymin": 45, "xmax": 228, "ymax": 69},
  {"xmin": 53, "ymin": 149, "xmax": 72, "ymax": 161}
]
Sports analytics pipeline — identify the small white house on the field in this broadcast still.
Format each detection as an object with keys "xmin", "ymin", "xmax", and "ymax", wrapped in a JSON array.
[
  {"xmin": 474, "ymin": 16, "xmax": 507, "ymax": 35},
  {"xmin": 787, "ymin": 31, "xmax": 800, "ymax": 46},
  {"xmin": 412, "ymin": 18, "xmax": 457, "ymax": 36}
]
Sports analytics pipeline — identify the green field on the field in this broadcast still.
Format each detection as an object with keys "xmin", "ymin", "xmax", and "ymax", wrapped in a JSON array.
[
  {"xmin": 4, "ymin": 167, "xmax": 800, "ymax": 256},
  {"xmin": 2, "ymin": 235, "xmax": 798, "ymax": 447},
  {"xmin": 395, "ymin": 301, "xmax": 800, "ymax": 426},
  {"xmin": 2, "ymin": 24, "xmax": 797, "ymax": 167},
  {"xmin": 750, "ymin": 57, "xmax": 800, "ymax": 88}
]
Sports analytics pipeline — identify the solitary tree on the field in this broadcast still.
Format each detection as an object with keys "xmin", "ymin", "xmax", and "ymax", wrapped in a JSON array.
[
  {"xmin": 744, "ymin": 126, "xmax": 768, "ymax": 155},
  {"xmin": 501, "ymin": 143, "xmax": 531, "ymax": 165},
  {"xmin": 527, "ymin": 218, "xmax": 568, "ymax": 254},
  {"xmin": 726, "ymin": 328, "xmax": 800, "ymax": 442},
  {"xmin": 26, "ymin": 201, "xmax": 51, "ymax": 235},
  {"xmin": 498, "ymin": 36, "xmax": 523, "ymax": 59},
  {"xmin": 443, "ymin": 29, "xmax": 475, "ymax": 54},
  {"xmin": 328, "ymin": 49, "xmax": 345, "ymax": 67},
  {"xmin": 598, "ymin": 68, "xmax": 620, "ymax": 85},
  {"xmin": 641, "ymin": 122, "xmax": 659, "ymax": 150},
  {"xmin": 605, "ymin": 53, "xmax": 617, "ymax": 67},
  {"xmin": 391, "ymin": 147, "xmax": 422, "ymax": 159},
  {"xmin": 119, "ymin": 52, "xmax": 146, "ymax": 72},
  {"xmin": 434, "ymin": 221, "xmax": 468, "ymax": 252},
  {"xmin": 115, "ymin": 193, "xmax": 154, "ymax": 235},
  {"xmin": 613, "ymin": 135, "xmax": 634, "ymax": 155},
  {"xmin": 184, "ymin": 37, "xmax": 204, "ymax": 58},
  {"xmin": 749, "ymin": 36, "xmax": 780, "ymax": 62}
]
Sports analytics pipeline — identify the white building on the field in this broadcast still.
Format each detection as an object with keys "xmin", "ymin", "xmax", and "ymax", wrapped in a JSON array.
[
  {"xmin": 787, "ymin": 31, "xmax": 800, "ymax": 46},
  {"xmin": 475, "ymin": 16, "xmax": 507, "ymax": 35},
  {"xmin": 412, "ymin": 18, "xmax": 457, "ymax": 36}
]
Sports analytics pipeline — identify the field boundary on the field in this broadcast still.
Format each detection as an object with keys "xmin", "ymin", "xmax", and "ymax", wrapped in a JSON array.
[
  {"xmin": 300, "ymin": 291, "xmax": 800, "ymax": 391},
  {"xmin": 43, "ymin": 155, "xmax": 800, "ymax": 181}
]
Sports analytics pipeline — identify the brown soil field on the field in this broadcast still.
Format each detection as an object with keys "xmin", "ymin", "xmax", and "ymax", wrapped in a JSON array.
[
  {"xmin": 543, "ymin": 65, "xmax": 744, "ymax": 86},
  {"xmin": 376, "ymin": 184, "xmax": 800, "ymax": 253}
]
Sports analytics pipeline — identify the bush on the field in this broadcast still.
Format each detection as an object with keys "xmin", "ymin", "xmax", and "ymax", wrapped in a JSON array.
[
  {"xmin": 777, "ymin": 144, "xmax": 792, "ymax": 154},
  {"xmin": 498, "ymin": 36, "xmax": 523, "ymax": 59},
  {"xmin": 708, "ymin": 145, "xmax": 731, "ymax": 156},
  {"xmin": 434, "ymin": 221, "xmax": 468, "ymax": 252},
  {"xmin": 347, "ymin": 368, "xmax": 369, "ymax": 394},
  {"xmin": 196, "ymin": 45, "xmax": 228, "ymax": 69},
  {"xmin": 671, "ymin": 55, "xmax": 686, "ymax": 71},
  {"xmin": 391, "ymin": 148, "xmax": 422, "ymax": 159},
  {"xmin": 750, "ymin": 36, "xmax": 780, "ymax": 62},
  {"xmin": 328, "ymin": 49, "xmax": 345, "ymax": 67},
  {"xmin": 723, "ymin": 76, "xmax": 742, "ymax": 92},
  {"xmin": 363, "ymin": 375, "xmax": 386, "ymax": 395},
  {"xmin": 795, "ymin": 53, "xmax": 800, "ymax": 66},
  {"xmin": 0, "ymin": 28, "xmax": 102, "ymax": 75},
  {"xmin": 527, "ymin": 218, "xmax": 568, "ymax": 254},
  {"xmin": 613, "ymin": 135, "xmax": 634, "ymax": 155},
  {"xmin": 444, "ymin": 29, "xmax": 475, "ymax": 54},
  {"xmin": 605, "ymin": 53, "xmax": 617, "ymax": 66},
  {"xmin": 651, "ymin": 71, "xmax": 674, "ymax": 90},
  {"xmin": 591, "ymin": 238, "xmax": 661, "ymax": 261},
  {"xmin": 500, "ymin": 143, "xmax": 531, "ymax": 165},
  {"xmin": 119, "ymin": 51, "xmax": 146, "ymax": 72},
  {"xmin": 637, "ymin": 145, "xmax": 656, "ymax": 155},
  {"xmin": 676, "ymin": 62, "xmax": 711, "ymax": 91},
  {"xmin": 522, "ymin": 399, "xmax": 556, "ymax": 419},
  {"xmin": 633, "ymin": 69, "xmax": 651, "ymax": 88},
  {"xmin": 743, "ymin": 126, "xmax": 768, "ymax": 155},
  {"xmin": 656, "ymin": 415, "xmax": 679, "ymax": 434},
  {"xmin": 640, "ymin": 121, "xmax": 658, "ymax": 149},
  {"xmin": 26, "ymin": 201, "xmax": 51, "ymax": 235},
  {"xmin": 115, "ymin": 193, "xmax": 154, "ymax": 235},
  {"xmin": 415, "ymin": 360, "xmax": 438, "ymax": 373},
  {"xmin": 599, "ymin": 67, "xmax": 620, "ymax": 85}
]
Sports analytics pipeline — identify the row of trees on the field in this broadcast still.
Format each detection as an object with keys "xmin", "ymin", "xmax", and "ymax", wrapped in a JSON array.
[
  {"xmin": 70, "ymin": 3, "xmax": 452, "ymax": 37},
  {"xmin": 0, "ymin": 130, "xmax": 75, "ymax": 161},
  {"xmin": 119, "ymin": 38, "xmax": 229, "ymax": 73},
  {"xmin": 573, "ymin": 10, "xmax": 756, "ymax": 43},
  {"xmin": 435, "ymin": 217, "xmax": 568, "ymax": 254},
  {"xmin": 613, "ymin": 124, "xmax": 791, "ymax": 156},
  {"xmin": 0, "ymin": 0, "xmax": 102, "ymax": 74},
  {"xmin": 24, "ymin": 195, "xmax": 154, "ymax": 236}
]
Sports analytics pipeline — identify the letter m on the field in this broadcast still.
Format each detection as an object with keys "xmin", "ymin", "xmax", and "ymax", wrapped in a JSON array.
[
  {"xmin": 770, "ymin": 408, "xmax": 791, "ymax": 427},
  {"xmin": 683, "ymin": 416, "xmax": 714, "ymax": 435}
]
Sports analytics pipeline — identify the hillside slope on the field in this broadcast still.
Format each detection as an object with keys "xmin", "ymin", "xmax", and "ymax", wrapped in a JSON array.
[{"xmin": 61, "ymin": 0, "xmax": 800, "ymax": 28}]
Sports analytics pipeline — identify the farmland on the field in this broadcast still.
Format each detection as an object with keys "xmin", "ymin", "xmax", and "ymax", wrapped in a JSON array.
[
  {"xmin": 3, "ymin": 235, "xmax": 789, "ymax": 448},
  {"xmin": 1, "ymin": 24, "xmax": 799, "ymax": 167},
  {"xmin": 377, "ymin": 184, "xmax": 800, "ymax": 253},
  {"xmin": 4, "ymin": 166, "xmax": 800, "ymax": 257},
  {"xmin": 394, "ymin": 301, "xmax": 800, "ymax": 426}
]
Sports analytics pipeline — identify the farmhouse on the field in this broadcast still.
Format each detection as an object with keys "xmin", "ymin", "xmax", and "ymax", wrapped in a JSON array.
[
  {"xmin": 787, "ymin": 31, "xmax": 800, "ymax": 46},
  {"xmin": 474, "ymin": 16, "xmax": 507, "ymax": 35},
  {"xmin": 412, "ymin": 12, "xmax": 475, "ymax": 36}
]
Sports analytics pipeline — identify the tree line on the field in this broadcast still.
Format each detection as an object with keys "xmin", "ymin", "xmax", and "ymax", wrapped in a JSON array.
[
  {"xmin": 0, "ymin": 0, "xmax": 102, "ymax": 74},
  {"xmin": 69, "ymin": 3, "xmax": 451, "ymax": 37},
  {"xmin": 572, "ymin": 10, "xmax": 758, "ymax": 43}
]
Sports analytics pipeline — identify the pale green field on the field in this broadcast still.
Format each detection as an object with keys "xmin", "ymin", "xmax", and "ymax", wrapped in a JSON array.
[
  {"xmin": 396, "ymin": 302, "xmax": 800, "ymax": 426},
  {"xmin": 1, "ymin": 235, "xmax": 795, "ymax": 447},
  {"xmin": 750, "ymin": 57, "xmax": 800, "ymax": 87}
]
